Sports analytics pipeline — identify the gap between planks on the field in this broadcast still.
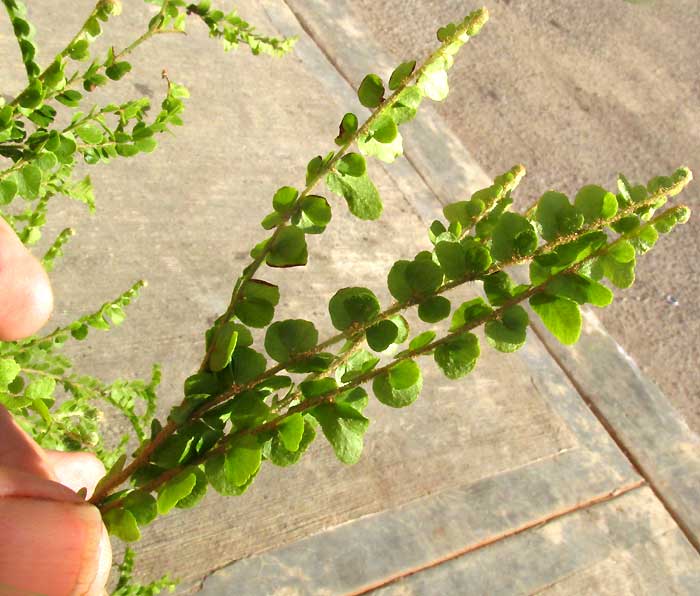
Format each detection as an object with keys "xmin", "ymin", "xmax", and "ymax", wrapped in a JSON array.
[
  {"xmin": 349, "ymin": 478, "xmax": 646, "ymax": 595},
  {"xmin": 529, "ymin": 324, "xmax": 700, "ymax": 556}
]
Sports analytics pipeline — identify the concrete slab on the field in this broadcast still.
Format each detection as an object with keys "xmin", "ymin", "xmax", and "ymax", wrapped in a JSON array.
[
  {"xmin": 198, "ymin": 465, "xmax": 645, "ymax": 595},
  {"xmin": 531, "ymin": 310, "xmax": 700, "ymax": 550}
]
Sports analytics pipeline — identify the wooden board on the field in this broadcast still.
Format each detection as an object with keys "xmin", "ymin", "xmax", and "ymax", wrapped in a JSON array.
[
  {"xmin": 530, "ymin": 310, "xmax": 700, "ymax": 549},
  {"xmin": 199, "ymin": 483, "xmax": 700, "ymax": 595},
  {"xmin": 371, "ymin": 487, "xmax": 700, "ymax": 596}
]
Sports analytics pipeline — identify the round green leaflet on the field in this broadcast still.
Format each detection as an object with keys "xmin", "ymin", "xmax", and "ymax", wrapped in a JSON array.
[
  {"xmin": 264, "ymin": 319, "xmax": 319, "ymax": 362},
  {"xmin": 418, "ymin": 295, "xmax": 451, "ymax": 323},
  {"xmin": 372, "ymin": 360, "xmax": 422, "ymax": 408},
  {"xmin": 328, "ymin": 287, "xmax": 381, "ymax": 330},
  {"xmin": 434, "ymin": 333, "xmax": 480, "ymax": 380},
  {"xmin": 366, "ymin": 319, "xmax": 399, "ymax": 352},
  {"xmin": 358, "ymin": 73, "xmax": 385, "ymax": 107}
]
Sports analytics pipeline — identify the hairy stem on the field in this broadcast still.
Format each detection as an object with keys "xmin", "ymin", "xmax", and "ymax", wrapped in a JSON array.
[
  {"xmin": 198, "ymin": 8, "xmax": 490, "ymax": 372},
  {"xmin": 90, "ymin": 172, "xmax": 688, "ymax": 504},
  {"xmin": 96, "ymin": 203, "xmax": 687, "ymax": 513},
  {"xmin": 16, "ymin": 280, "xmax": 146, "ymax": 353}
]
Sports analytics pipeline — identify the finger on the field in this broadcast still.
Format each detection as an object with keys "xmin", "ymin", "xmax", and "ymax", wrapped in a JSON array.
[
  {"xmin": 45, "ymin": 451, "xmax": 106, "ymax": 498},
  {"xmin": 0, "ymin": 499, "xmax": 110, "ymax": 596},
  {"xmin": 0, "ymin": 466, "xmax": 83, "ymax": 503},
  {"xmin": 0, "ymin": 217, "xmax": 53, "ymax": 341},
  {"xmin": 0, "ymin": 405, "xmax": 55, "ymax": 480},
  {"xmin": 77, "ymin": 520, "xmax": 111, "ymax": 596}
]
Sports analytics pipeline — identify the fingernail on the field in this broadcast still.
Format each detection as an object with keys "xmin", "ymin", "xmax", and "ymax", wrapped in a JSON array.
[{"xmin": 0, "ymin": 499, "xmax": 106, "ymax": 596}]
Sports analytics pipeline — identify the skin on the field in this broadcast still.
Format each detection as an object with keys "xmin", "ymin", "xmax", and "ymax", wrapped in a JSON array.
[{"xmin": 0, "ymin": 218, "xmax": 111, "ymax": 596}]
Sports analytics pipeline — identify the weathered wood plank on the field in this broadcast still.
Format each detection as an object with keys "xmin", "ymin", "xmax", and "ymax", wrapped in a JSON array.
[
  {"xmin": 372, "ymin": 487, "xmax": 700, "ymax": 596},
  {"xmin": 530, "ymin": 311, "xmax": 700, "ymax": 549},
  {"xmin": 198, "ymin": 455, "xmax": 642, "ymax": 595}
]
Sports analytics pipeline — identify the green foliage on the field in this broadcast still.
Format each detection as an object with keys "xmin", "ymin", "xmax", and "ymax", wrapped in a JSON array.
[
  {"xmin": 358, "ymin": 74, "xmax": 385, "ymax": 108},
  {"xmin": 326, "ymin": 170, "xmax": 383, "ymax": 220},
  {"xmin": 366, "ymin": 319, "xmax": 399, "ymax": 352},
  {"xmin": 277, "ymin": 413, "xmax": 304, "ymax": 451},
  {"xmin": 451, "ymin": 298, "xmax": 493, "ymax": 331},
  {"xmin": 209, "ymin": 321, "xmax": 239, "ymax": 372},
  {"xmin": 418, "ymin": 296, "xmax": 451, "ymax": 323},
  {"xmin": 265, "ymin": 417, "xmax": 316, "ymax": 466},
  {"xmin": 335, "ymin": 112, "xmax": 358, "ymax": 145},
  {"xmin": 409, "ymin": 330, "xmax": 437, "ymax": 352},
  {"xmin": 485, "ymin": 305, "xmax": 529, "ymax": 353},
  {"xmin": 389, "ymin": 60, "xmax": 416, "ymax": 90},
  {"xmin": 491, "ymin": 212, "xmax": 538, "ymax": 262},
  {"xmin": 535, "ymin": 191, "xmax": 583, "ymax": 241},
  {"xmin": 104, "ymin": 507, "xmax": 141, "ymax": 542},
  {"xmin": 88, "ymin": 25, "xmax": 692, "ymax": 590},
  {"xmin": 233, "ymin": 279, "xmax": 280, "ymax": 328},
  {"xmin": 205, "ymin": 437, "xmax": 262, "ymax": 494},
  {"xmin": 272, "ymin": 186, "xmax": 298, "ymax": 212},
  {"xmin": 113, "ymin": 548, "xmax": 176, "ymax": 596},
  {"xmin": 358, "ymin": 115, "xmax": 403, "ymax": 163},
  {"xmin": 530, "ymin": 294, "xmax": 582, "ymax": 345},
  {"xmin": 575, "ymin": 185, "xmax": 618, "ymax": 223},
  {"xmin": 336, "ymin": 349, "xmax": 380, "ymax": 382},
  {"xmin": 0, "ymin": 3, "xmax": 300, "ymax": 590},
  {"xmin": 266, "ymin": 225, "xmax": 308, "ymax": 267},
  {"xmin": 157, "ymin": 470, "xmax": 197, "ymax": 514},
  {"xmin": 294, "ymin": 195, "xmax": 332, "ymax": 234},
  {"xmin": 150, "ymin": 0, "xmax": 295, "ymax": 56},
  {"xmin": 310, "ymin": 402, "xmax": 369, "ymax": 464},
  {"xmin": 0, "ymin": 280, "xmax": 160, "ymax": 466},
  {"xmin": 3, "ymin": 0, "xmax": 41, "ymax": 79},
  {"xmin": 265, "ymin": 319, "xmax": 318, "ymax": 362},
  {"xmin": 0, "ymin": 5, "xmax": 693, "ymax": 595}
]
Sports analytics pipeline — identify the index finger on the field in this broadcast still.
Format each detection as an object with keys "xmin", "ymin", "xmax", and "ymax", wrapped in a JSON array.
[
  {"xmin": 0, "ymin": 405, "xmax": 56, "ymax": 481},
  {"xmin": 0, "ymin": 217, "xmax": 53, "ymax": 341}
]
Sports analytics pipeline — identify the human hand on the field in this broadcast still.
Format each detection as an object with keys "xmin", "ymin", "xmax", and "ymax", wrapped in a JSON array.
[{"xmin": 0, "ymin": 218, "xmax": 111, "ymax": 596}]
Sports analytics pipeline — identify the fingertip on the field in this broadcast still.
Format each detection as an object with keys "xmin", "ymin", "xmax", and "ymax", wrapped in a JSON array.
[
  {"xmin": 0, "ymin": 220, "xmax": 54, "ymax": 341},
  {"xmin": 46, "ymin": 450, "xmax": 106, "ymax": 498},
  {"xmin": 0, "ymin": 405, "xmax": 57, "ymax": 480},
  {"xmin": 73, "ymin": 504, "xmax": 112, "ymax": 596},
  {"xmin": 0, "ymin": 256, "xmax": 53, "ymax": 341},
  {"xmin": 0, "ymin": 465, "xmax": 83, "ymax": 502}
]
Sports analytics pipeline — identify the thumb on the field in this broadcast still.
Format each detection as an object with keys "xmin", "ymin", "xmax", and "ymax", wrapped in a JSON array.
[
  {"xmin": 0, "ymin": 496, "xmax": 111, "ymax": 596},
  {"xmin": 0, "ymin": 408, "xmax": 112, "ymax": 595}
]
